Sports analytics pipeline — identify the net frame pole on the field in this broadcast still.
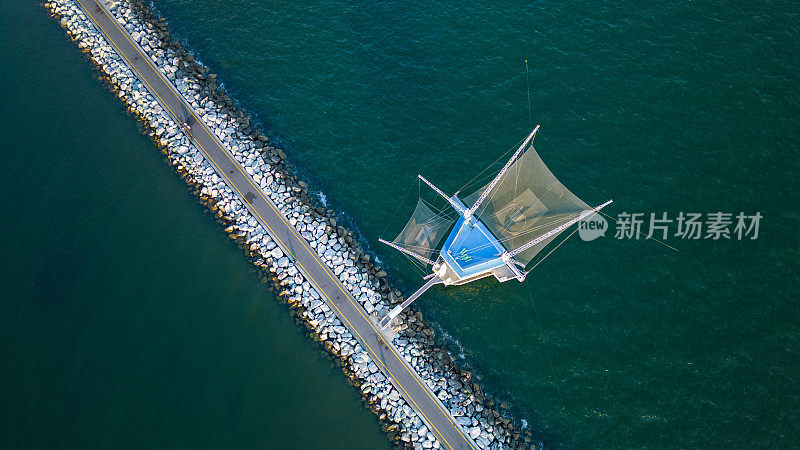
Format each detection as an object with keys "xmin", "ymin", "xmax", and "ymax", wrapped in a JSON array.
[
  {"xmin": 505, "ymin": 199, "xmax": 613, "ymax": 260},
  {"xmin": 378, "ymin": 238, "xmax": 436, "ymax": 266},
  {"xmin": 465, "ymin": 125, "xmax": 540, "ymax": 220},
  {"xmin": 418, "ymin": 175, "xmax": 466, "ymax": 216}
]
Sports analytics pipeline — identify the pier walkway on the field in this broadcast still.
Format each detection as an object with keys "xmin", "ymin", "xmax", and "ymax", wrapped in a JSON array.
[{"xmin": 75, "ymin": 1, "xmax": 476, "ymax": 448}]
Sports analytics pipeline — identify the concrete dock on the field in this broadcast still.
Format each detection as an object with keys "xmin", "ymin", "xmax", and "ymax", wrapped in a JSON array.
[{"xmin": 74, "ymin": 1, "xmax": 477, "ymax": 448}]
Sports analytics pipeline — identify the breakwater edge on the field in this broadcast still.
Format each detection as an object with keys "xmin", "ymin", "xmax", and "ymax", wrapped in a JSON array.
[{"xmin": 45, "ymin": 0, "xmax": 540, "ymax": 448}]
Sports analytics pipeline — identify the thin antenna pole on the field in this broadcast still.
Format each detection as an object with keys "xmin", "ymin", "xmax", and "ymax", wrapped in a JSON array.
[
  {"xmin": 378, "ymin": 238, "xmax": 436, "ymax": 266},
  {"xmin": 506, "ymin": 199, "xmax": 613, "ymax": 259},
  {"xmin": 465, "ymin": 126, "xmax": 540, "ymax": 219},
  {"xmin": 525, "ymin": 59, "xmax": 532, "ymax": 129},
  {"xmin": 418, "ymin": 175, "xmax": 466, "ymax": 215}
]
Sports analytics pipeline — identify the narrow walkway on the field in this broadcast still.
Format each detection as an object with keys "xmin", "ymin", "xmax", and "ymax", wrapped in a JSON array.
[{"xmin": 75, "ymin": 1, "xmax": 476, "ymax": 448}]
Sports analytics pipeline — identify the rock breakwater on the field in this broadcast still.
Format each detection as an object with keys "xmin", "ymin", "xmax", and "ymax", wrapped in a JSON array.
[{"xmin": 45, "ymin": 1, "xmax": 540, "ymax": 448}]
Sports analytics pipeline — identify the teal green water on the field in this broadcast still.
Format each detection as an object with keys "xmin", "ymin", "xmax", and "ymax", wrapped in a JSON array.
[
  {"xmin": 3, "ymin": 0, "xmax": 799, "ymax": 448},
  {"xmin": 0, "ymin": 3, "xmax": 388, "ymax": 448}
]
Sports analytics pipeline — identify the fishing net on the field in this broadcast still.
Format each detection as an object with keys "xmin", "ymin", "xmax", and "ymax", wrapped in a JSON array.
[
  {"xmin": 464, "ymin": 145, "xmax": 590, "ymax": 266},
  {"xmin": 390, "ymin": 199, "xmax": 456, "ymax": 262}
]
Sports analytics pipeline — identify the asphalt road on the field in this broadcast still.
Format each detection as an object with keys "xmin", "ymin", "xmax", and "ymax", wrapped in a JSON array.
[{"xmin": 74, "ymin": 1, "xmax": 477, "ymax": 448}]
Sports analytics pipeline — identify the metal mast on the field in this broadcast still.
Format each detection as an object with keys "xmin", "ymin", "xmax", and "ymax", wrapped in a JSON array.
[
  {"xmin": 378, "ymin": 238, "xmax": 435, "ymax": 266},
  {"xmin": 504, "ymin": 199, "xmax": 614, "ymax": 260},
  {"xmin": 418, "ymin": 175, "xmax": 466, "ymax": 216},
  {"xmin": 464, "ymin": 125, "xmax": 540, "ymax": 221}
]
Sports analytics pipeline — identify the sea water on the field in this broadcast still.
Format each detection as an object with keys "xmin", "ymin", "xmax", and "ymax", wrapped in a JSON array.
[{"xmin": 2, "ymin": 0, "xmax": 798, "ymax": 447}]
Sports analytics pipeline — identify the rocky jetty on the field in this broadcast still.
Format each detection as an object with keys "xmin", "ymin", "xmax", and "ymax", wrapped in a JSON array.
[{"xmin": 45, "ymin": 1, "xmax": 540, "ymax": 448}]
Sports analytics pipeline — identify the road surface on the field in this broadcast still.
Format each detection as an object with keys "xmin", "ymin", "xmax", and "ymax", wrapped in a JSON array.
[{"xmin": 74, "ymin": 1, "xmax": 477, "ymax": 448}]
